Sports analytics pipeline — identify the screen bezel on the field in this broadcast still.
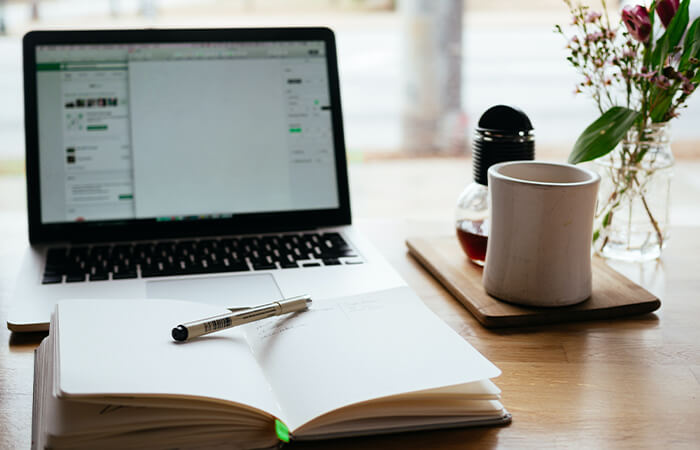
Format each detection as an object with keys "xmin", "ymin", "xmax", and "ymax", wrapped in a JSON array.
[{"xmin": 23, "ymin": 27, "xmax": 351, "ymax": 244}]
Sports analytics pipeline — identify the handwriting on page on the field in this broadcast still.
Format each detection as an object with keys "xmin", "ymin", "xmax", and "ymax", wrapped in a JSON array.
[
  {"xmin": 252, "ymin": 298, "xmax": 389, "ymax": 342},
  {"xmin": 339, "ymin": 298, "xmax": 384, "ymax": 314},
  {"xmin": 253, "ymin": 306, "xmax": 330, "ymax": 340},
  {"xmin": 255, "ymin": 321, "xmax": 309, "ymax": 340}
]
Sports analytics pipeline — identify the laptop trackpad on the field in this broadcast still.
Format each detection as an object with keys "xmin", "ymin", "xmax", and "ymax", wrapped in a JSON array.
[{"xmin": 145, "ymin": 274, "xmax": 283, "ymax": 309}]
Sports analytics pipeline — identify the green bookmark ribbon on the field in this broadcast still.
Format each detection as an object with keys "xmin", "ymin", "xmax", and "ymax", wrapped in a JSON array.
[{"xmin": 275, "ymin": 419, "xmax": 290, "ymax": 443}]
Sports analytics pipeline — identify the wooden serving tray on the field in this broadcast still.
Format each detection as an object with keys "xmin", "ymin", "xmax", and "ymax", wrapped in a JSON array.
[{"xmin": 406, "ymin": 236, "xmax": 661, "ymax": 328}]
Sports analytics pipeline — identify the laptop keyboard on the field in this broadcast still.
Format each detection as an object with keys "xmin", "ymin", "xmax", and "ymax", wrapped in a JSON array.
[{"xmin": 41, "ymin": 232, "xmax": 361, "ymax": 284}]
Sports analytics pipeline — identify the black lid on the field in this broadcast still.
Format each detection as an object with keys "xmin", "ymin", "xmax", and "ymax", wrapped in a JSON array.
[
  {"xmin": 477, "ymin": 104, "xmax": 533, "ymax": 132},
  {"xmin": 473, "ymin": 105, "xmax": 535, "ymax": 185}
]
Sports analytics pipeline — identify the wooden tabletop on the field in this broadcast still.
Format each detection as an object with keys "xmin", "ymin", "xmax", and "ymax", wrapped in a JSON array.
[
  {"xmin": 1, "ymin": 211, "xmax": 699, "ymax": 449},
  {"xmin": 3, "ymin": 156, "xmax": 700, "ymax": 449}
]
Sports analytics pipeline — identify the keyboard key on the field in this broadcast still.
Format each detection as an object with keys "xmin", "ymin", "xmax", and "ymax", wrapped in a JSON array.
[
  {"xmin": 42, "ymin": 274, "xmax": 63, "ymax": 284},
  {"xmin": 253, "ymin": 262, "xmax": 277, "ymax": 271},
  {"xmin": 280, "ymin": 253, "xmax": 297, "ymax": 264},
  {"xmin": 223, "ymin": 260, "xmax": 250, "ymax": 272},
  {"xmin": 65, "ymin": 273, "xmax": 86, "ymax": 283},
  {"xmin": 89, "ymin": 273, "xmax": 109, "ymax": 281},
  {"xmin": 140, "ymin": 267, "xmax": 159, "ymax": 278},
  {"xmin": 112, "ymin": 271, "xmax": 137, "ymax": 280},
  {"xmin": 301, "ymin": 262, "xmax": 321, "ymax": 267},
  {"xmin": 323, "ymin": 258, "xmax": 341, "ymax": 266},
  {"xmin": 176, "ymin": 262, "xmax": 210, "ymax": 276}
]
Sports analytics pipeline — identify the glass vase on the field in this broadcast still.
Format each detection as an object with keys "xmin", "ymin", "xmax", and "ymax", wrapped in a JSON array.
[{"xmin": 592, "ymin": 122, "xmax": 674, "ymax": 262}]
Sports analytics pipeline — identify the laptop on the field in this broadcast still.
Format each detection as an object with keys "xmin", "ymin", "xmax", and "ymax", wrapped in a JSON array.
[{"xmin": 8, "ymin": 27, "xmax": 406, "ymax": 332}]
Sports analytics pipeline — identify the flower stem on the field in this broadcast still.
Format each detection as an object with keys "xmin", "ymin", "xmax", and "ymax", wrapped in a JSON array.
[{"xmin": 633, "ymin": 176, "xmax": 665, "ymax": 248}]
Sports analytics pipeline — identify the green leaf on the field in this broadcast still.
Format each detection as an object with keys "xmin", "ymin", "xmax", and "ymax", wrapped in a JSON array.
[
  {"xmin": 645, "ymin": 2, "xmax": 657, "ymax": 68},
  {"xmin": 651, "ymin": 36, "xmax": 670, "ymax": 68},
  {"xmin": 666, "ymin": 0, "xmax": 690, "ymax": 49},
  {"xmin": 568, "ymin": 107, "xmax": 641, "ymax": 164},
  {"xmin": 684, "ymin": 16, "xmax": 700, "ymax": 48},
  {"xmin": 652, "ymin": 0, "xmax": 690, "ymax": 67},
  {"xmin": 679, "ymin": 17, "xmax": 700, "ymax": 70},
  {"xmin": 650, "ymin": 89, "xmax": 675, "ymax": 122}
]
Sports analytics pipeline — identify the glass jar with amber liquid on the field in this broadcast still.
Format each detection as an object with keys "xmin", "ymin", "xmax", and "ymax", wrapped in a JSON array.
[
  {"xmin": 456, "ymin": 183, "xmax": 489, "ymax": 265},
  {"xmin": 455, "ymin": 105, "xmax": 535, "ymax": 266}
]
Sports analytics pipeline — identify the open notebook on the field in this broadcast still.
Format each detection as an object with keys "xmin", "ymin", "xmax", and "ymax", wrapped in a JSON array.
[{"xmin": 32, "ymin": 288, "xmax": 510, "ymax": 449}]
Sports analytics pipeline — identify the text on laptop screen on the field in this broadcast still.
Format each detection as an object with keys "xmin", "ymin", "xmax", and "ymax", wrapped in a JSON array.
[{"xmin": 34, "ymin": 41, "xmax": 339, "ymax": 224}]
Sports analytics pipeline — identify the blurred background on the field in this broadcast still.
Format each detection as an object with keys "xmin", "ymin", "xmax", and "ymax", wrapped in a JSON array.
[{"xmin": 0, "ymin": 0, "xmax": 699, "ymax": 175}]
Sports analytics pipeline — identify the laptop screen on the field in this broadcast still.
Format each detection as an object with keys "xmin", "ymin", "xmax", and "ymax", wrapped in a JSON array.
[{"xmin": 34, "ymin": 40, "xmax": 340, "ymax": 225}]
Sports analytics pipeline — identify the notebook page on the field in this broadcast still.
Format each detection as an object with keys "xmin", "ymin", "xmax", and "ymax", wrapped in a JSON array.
[
  {"xmin": 244, "ymin": 287, "xmax": 501, "ymax": 431},
  {"xmin": 55, "ymin": 299, "xmax": 282, "ymax": 419}
]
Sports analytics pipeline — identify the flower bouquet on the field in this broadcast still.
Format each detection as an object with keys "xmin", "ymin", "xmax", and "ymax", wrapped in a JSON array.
[{"xmin": 556, "ymin": 0, "xmax": 700, "ymax": 260}]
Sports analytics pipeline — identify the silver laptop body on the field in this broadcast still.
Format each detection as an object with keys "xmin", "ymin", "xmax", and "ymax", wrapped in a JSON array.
[{"xmin": 9, "ymin": 28, "xmax": 405, "ymax": 332}]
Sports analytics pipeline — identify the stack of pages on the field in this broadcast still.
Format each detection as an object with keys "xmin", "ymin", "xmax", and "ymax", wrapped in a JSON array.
[{"xmin": 32, "ymin": 287, "xmax": 510, "ymax": 449}]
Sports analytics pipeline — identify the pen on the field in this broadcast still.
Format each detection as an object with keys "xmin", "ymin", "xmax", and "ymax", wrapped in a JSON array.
[{"xmin": 171, "ymin": 295, "xmax": 312, "ymax": 342}]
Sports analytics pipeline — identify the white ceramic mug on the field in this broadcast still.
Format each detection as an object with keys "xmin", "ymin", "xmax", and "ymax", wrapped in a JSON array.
[{"xmin": 483, "ymin": 161, "xmax": 600, "ymax": 307}]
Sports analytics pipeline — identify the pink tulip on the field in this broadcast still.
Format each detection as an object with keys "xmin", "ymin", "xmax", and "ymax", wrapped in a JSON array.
[
  {"xmin": 656, "ymin": 0, "xmax": 680, "ymax": 28},
  {"xmin": 622, "ymin": 5, "xmax": 652, "ymax": 43}
]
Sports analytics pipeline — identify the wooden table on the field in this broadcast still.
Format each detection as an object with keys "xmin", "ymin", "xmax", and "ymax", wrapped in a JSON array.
[{"xmin": 1, "ymin": 211, "xmax": 699, "ymax": 449}]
